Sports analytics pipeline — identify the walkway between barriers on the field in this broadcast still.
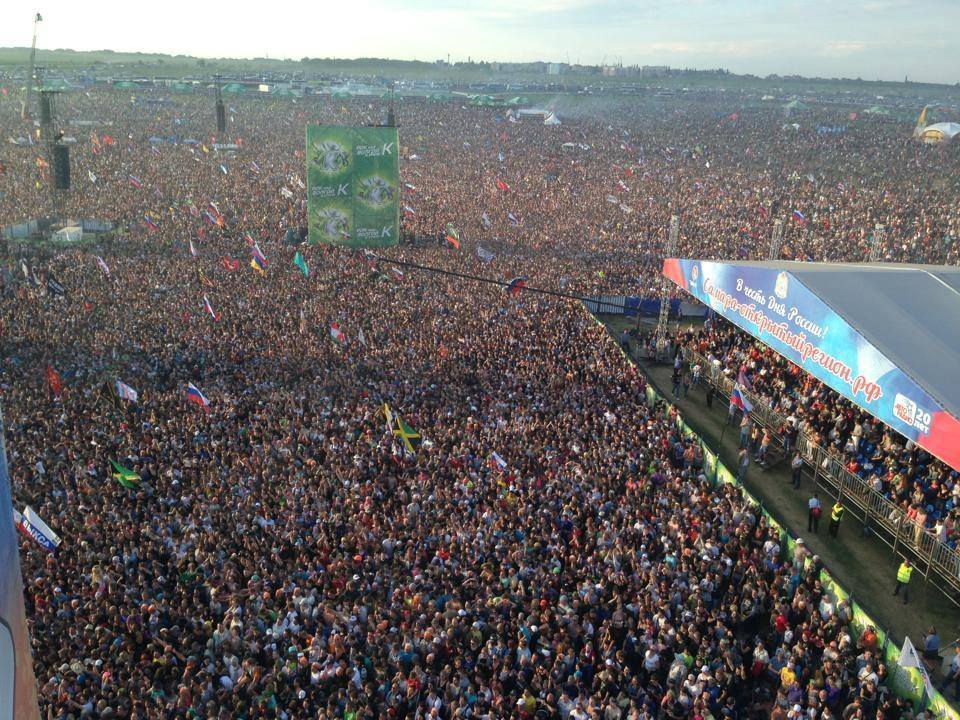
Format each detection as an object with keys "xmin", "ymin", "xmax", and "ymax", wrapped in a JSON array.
[{"xmin": 601, "ymin": 318, "xmax": 960, "ymax": 683}]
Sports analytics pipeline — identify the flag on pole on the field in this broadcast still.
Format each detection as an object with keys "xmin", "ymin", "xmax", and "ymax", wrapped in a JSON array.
[
  {"xmin": 507, "ymin": 212, "xmax": 520, "ymax": 226},
  {"xmin": 128, "ymin": 175, "xmax": 142, "ymax": 189},
  {"xmin": 481, "ymin": 212, "xmax": 491, "ymax": 229},
  {"xmin": 403, "ymin": 205, "xmax": 416, "ymax": 217},
  {"xmin": 88, "ymin": 169, "xmax": 97, "ymax": 183},
  {"xmin": 477, "ymin": 245, "xmax": 495, "ymax": 263},
  {"xmin": 383, "ymin": 403, "xmax": 395, "ymax": 431},
  {"xmin": 15, "ymin": 506, "xmax": 61, "ymax": 553},
  {"xmin": 899, "ymin": 636, "xmax": 935, "ymax": 698},
  {"xmin": 115, "ymin": 379, "xmax": 138, "ymax": 403},
  {"xmin": 389, "ymin": 267, "xmax": 405, "ymax": 282},
  {"xmin": 358, "ymin": 328, "xmax": 368, "ymax": 347},
  {"xmin": 202, "ymin": 295, "xmax": 220, "ymax": 321},
  {"xmin": 496, "ymin": 177, "xmax": 510, "ymax": 192},
  {"xmin": 293, "ymin": 251, "xmax": 309, "ymax": 278},
  {"xmin": 490, "ymin": 452, "xmax": 508, "ymax": 472},
  {"xmin": 189, "ymin": 239, "xmax": 198, "ymax": 257},
  {"xmin": 393, "ymin": 414, "xmax": 421, "ymax": 456},
  {"xmin": 250, "ymin": 160, "xmax": 261, "ymax": 173},
  {"xmin": 736, "ymin": 366, "xmax": 753, "ymax": 390},
  {"xmin": 329, "ymin": 322, "xmax": 346, "ymax": 345},
  {"xmin": 185, "ymin": 382, "xmax": 210, "ymax": 412},
  {"xmin": 144, "ymin": 215, "xmax": 159, "ymax": 231},
  {"xmin": 221, "ymin": 256, "xmax": 239, "ymax": 271},
  {"xmin": 730, "ymin": 383, "xmax": 753, "ymax": 413},
  {"xmin": 110, "ymin": 460, "xmax": 141, "ymax": 489},
  {"xmin": 792, "ymin": 209, "xmax": 807, "ymax": 225},
  {"xmin": 46, "ymin": 364, "xmax": 63, "ymax": 399},
  {"xmin": 95, "ymin": 256, "xmax": 111, "ymax": 276}
]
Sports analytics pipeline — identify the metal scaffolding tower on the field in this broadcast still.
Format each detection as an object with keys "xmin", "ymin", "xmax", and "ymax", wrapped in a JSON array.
[
  {"xmin": 768, "ymin": 218, "xmax": 784, "ymax": 260},
  {"xmin": 654, "ymin": 214, "xmax": 680, "ymax": 351},
  {"xmin": 23, "ymin": 12, "xmax": 42, "ymax": 120},
  {"xmin": 869, "ymin": 224, "xmax": 886, "ymax": 262}
]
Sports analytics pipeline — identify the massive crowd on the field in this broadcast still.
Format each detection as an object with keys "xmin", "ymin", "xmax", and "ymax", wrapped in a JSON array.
[
  {"xmin": 0, "ymin": 85, "xmax": 957, "ymax": 719},
  {"xmin": 680, "ymin": 321, "xmax": 960, "ymax": 550}
]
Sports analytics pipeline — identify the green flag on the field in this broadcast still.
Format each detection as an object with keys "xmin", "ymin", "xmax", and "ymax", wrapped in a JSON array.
[
  {"xmin": 110, "ymin": 460, "xmax": 140, "ymax": 489},
  {"xmin": 293, "ymin": 251, "xmax": 309, "ymax": 278},
  {"xmin": 393, "ymin": 414, "xmax": 421, "ymax": 456}
]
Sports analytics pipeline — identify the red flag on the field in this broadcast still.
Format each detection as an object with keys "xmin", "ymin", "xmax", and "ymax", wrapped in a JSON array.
[
  {"xmin": 46, "ymin": 365, "xmax": 63, "ymax": 400},
  {"xmin": 221, "ymin": 256, "xmax": 239, "ymax": 271},
  {"xmin": 496, "ymin": 178, "xmax": 510, "ymax": 193},
  {"xmin": 625, "ymin": 167, "xmax": 634, "ymax": 178},
  {"xmin": 82, "ymin": 301, "xmax": 93, "ymax": 313}
]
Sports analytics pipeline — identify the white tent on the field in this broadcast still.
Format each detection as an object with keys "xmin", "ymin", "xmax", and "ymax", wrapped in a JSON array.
[{"xmin": 918, "ymin": 122, "xmax": 960, "ymax": 144}]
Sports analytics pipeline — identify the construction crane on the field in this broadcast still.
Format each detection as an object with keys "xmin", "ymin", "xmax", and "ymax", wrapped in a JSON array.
[{"xmin": 23, "ymin": 12, "xmax": 43, "ymax": 121}]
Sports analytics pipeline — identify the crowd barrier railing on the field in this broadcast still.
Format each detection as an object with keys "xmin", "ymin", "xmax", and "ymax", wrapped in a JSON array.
[
  {"xmin": 686, "ymin": 348, "xmax": 960, "ymax": 603},
  {"xmin": 590, "ymin": 315, "xmax": 959, "ymax": 719}
]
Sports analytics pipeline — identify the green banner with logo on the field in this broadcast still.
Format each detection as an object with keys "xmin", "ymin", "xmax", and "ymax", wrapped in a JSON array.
[{"xmin": 306, "ymin": 125, "xmax": 400, "ymax": 248}]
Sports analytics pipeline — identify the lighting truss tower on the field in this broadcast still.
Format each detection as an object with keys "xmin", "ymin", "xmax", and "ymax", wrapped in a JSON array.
[
  {"xmin": 869, "ymin": 224, "xmax": 886, "ymax": 262},
  {"xmin": 655, "ymin": 214, "xmax": 680, "ymax": 349},
  {"xmin": 768, "ymin": 218, "xmax": 784, "ymax": 260},
  {"xmin": 24, "ymin": 12, "xmax": 42, "ymax": 120}
]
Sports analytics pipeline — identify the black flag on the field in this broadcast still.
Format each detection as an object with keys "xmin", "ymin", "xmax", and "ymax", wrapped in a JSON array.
[{"xmin": 47, "ymin": 274, "xmax": 66, "ymax": 297}]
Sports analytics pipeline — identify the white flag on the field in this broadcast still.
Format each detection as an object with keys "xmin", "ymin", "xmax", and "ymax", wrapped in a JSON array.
[
  {"xmin": 88, "ymin": 170, "xmax": 97, "ymax": 183},
  {"xmin": 358, "ymin": 328, "xmax": 367, "ymax": 348},
  {"xmin": 899, "ymin": 636, "xmax": 934, "ymax": 698}
]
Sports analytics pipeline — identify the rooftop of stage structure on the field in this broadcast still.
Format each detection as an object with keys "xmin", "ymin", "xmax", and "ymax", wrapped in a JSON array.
[{"xmin": 664, "ymin": 259, "xmax": 960, "ymax": 468}]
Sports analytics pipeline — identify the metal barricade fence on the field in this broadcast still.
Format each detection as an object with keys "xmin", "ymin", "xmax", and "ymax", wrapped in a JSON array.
[{"xmin": 686, "ymin": 348, "xmax": 960, "ymax": 603}]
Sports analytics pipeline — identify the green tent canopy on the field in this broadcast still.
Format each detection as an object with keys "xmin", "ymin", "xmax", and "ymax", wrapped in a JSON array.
[
  {"xmin": 222, "ymin": 83, "xmax": 246, "ymax": 94},
  {"xmin": 332, "ymin": 90, "xmax": 353, "ymax": 99},
  {"xmin": 113, "ymin": 80, "xmax": 139, "ymax": 90},
  {"xmin": 169, "ymin": 82, "xmax": 193, "ymax": 92}
]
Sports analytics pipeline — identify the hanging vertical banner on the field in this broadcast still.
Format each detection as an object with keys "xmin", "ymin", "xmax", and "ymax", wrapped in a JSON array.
[
  {"xmin": 306, "ymin": 125, "xmax": 400, "ymax": 248},
  {"xmin": 0, "ymin": 410, "xmax": 41, "ymax": 720}
]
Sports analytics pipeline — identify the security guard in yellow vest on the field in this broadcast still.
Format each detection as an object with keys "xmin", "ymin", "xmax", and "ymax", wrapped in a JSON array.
[
  {"xmin": 893, "ymin": 559, "xmax": 913, "ymax": 604},
  {"xmin": 829, "ymin": 501, "xmax": 844, "ymax": 538}
]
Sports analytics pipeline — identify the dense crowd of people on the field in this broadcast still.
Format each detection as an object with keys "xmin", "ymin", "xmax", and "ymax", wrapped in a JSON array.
[
  {"xmin": 680, "ymin": 320, "xmax": 960, "ymax": 550},
  {"xmin": 0, "ymin": 85, "xmax": 957, "ymax": 718}
]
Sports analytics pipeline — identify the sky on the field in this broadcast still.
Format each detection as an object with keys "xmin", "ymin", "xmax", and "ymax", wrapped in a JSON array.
[{"xmin": 1, "ymin": 0, "xmax": 957, "ymax": 84}]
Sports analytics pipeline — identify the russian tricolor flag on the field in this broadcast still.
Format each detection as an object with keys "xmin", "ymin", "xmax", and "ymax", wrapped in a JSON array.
[
  {"xmin": 185, "ymin": 382, "xmax": 210, "ymax": 412},
  {"xmin": 128, "ymin": 175, "xmax": 142, "ymax": 189},
  {"xmin": 490, "ymin": 452, "xmax": 508, "ymax": 472},
  {"xmin": 792, "ymin": 209, "xmax": 807, "ymax": 225},
  {"xmin": 14, "ymin": 506, "xmax": 62, "ymax": 554},
  {"xmin": 202, "ymin": 295, "xmax": 219, "ymax": 321},
  {"xmin": 730, "ymin": 383, "xmax": 754, "ymax": 413}
]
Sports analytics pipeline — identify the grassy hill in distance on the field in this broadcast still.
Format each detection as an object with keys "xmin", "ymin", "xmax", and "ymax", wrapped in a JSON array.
[{"xmin": 0, "ymin": 46, "xmax": 957, "ymax": 104}]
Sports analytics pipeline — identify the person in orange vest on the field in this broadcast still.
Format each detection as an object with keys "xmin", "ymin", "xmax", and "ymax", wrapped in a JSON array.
[{"xmin": 893, "ymin": 559, "xmax": 913, "ymax": 605}]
